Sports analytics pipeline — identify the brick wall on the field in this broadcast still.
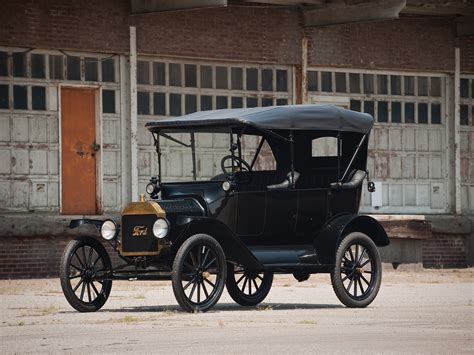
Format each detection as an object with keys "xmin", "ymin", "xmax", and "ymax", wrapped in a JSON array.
[
  {"xmin": 1, "ymin": 0, "xmax": 470, "ymax": 72},
  {"xmin": 422, "ymin": 233, "xmax": 469, "ymax": 268},
  {"xmin": 306, "ymin": 15, "xmax": 456, "ymax": 72},
  {"xmin": 0, "ymin": 236, "xmax": 122, "ymax": 279}
]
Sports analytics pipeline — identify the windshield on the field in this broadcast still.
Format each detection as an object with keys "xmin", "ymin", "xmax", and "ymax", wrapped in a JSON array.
[{"xmin": 154, "ymin": 132, "xmax": 276, "ymax": 182}]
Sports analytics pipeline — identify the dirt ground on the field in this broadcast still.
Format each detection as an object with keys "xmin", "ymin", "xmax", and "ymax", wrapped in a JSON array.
[{"xmin": 0, "ymin": 269, "xmax": 473, "ymax": 354}]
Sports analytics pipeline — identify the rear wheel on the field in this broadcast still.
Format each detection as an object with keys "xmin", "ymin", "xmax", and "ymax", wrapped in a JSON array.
[
  {"xmin": 172, "ymin": 234, "xmax": 226, "ymax": 312},
  {"xmin": 60, "ymin": 236, "xmax": 112, "ymax": 312},
  {"xmin": 226, "ymin": 265, "xmax": 273, "ymax": 306},
  {"xmin": 330, "ymin": 232, "xmax": 381, "ymax": 308}
]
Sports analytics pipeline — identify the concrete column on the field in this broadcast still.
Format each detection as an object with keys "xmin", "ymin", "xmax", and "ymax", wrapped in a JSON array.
[
  {"xmin": 120, "ymin": 54, "xmax": 131, "ymax": 207},
  {"xmin": 301, "ymin": 37, "xmax": 308, "ymax": 104},
  {"xmin": 129, "ymin": 26, "xmax": 138, "ymax": 202},
  {"xmin": 454, "ymin": 47, "xmax": 461, "ymax": 215}
]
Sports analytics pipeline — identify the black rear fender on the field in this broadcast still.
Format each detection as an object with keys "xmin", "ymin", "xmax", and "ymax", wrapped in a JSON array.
[
  {"xmin": 314, "ymin": 214, "xmax": 389, "ymax": 265},
  {"xmin": 173, "ymin": 217, "xmax": 263, "ymax": 270}
]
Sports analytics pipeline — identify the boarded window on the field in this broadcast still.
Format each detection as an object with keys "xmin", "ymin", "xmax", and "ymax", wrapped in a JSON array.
[
  {"xmin": 405, "ymin": 102, "xmax": 415, "ymax": 123},
  {"xmin": 246, "ymin": 97, "xmax": 258, "ymax": 108},
  {"xmin": 431, "ymin": 103, "xmax": 441, "ymax": 124},
  {"xmin": 101, "ymin": 58, "xmax": 115, "ymax": 82},
  {"xmin": 0, "ymin": 52, "xmax": 8, "ymax": 77},
  {"xmin": 262, "ymin": 98, "xmax": 273, "ymax": 107},
  {"xmin": 377, "ymin": 101, "xmax": 388, "ymax": 122},
  {"xmin": 308, "ymin": 71, "xmax": 318, "ymax": 91},
  {"xmin": 32, "ymin": 86, "xmax": 46, "ymax": 110},
  {"xmin": 460, "ymin": 105, "xmax": 468, "ymax": 125},
  {"xmin": 350, "ymin": 99, "xmax": 361, "ymax": 112},
  {"xmin": 276, "ymin": 70, "xmax": 287, "ymax": 92},
  {"xmin": 364, "ymin": 101, "xmax": 374, "ymax": 117},
  {"xmin": 13, "ymin": 85, "xmax": 27, "ymax": 109},
  {"xmin": 137, "ymin": 91, "xmax": 150, "ymax": 115},
  {"xmin": 169, "ymin": 63, "xmax": 181, "ymax": 87},
  {"xmin": 261, "ymin": 69, "xmax": 273, "ymax": 91},
  {"xmin": 231, "ymin": 96, "xmax": 243, "ymax": 108},
  {"xmin": 231, "ymin": 67, "xmax": 243, "ymax": 90},
  {"xmin": 137, "ymin": 61, "xmax": 150, "ymax": 85},
  {"xmin": 84, "ymin": 58, "xmax": 98, "ymax": 81},
  {"xmin": 185, "ymin": 64, "xmax": 197, "ymax": 88},
  {"xmin": 363, "ymin": 74, "xmax": 374, "ymax": 94},
  {"xmin": 321, "ymin": 71, "xmax": 332, "ymax": 92},
  {"xmin": 12, "ymin": 52, "xmax": 26, "ymax": 77},
  {"xmin": 460, "ymin": 79, "xmax": 469, "ymax": 98},
  {"xmin": 404, "ymin": 76, "xmax": 414, "ymax": 95},
  {"xmin": 102, "ymin": 90, "xmax": 116, "ymax": 113},
  {"xmin": 430, "ymin": 77, "xmax": 441, "ymax": 97},
  {"xmin": 335, "ymin": 72, "xmax": 346, "ymax": 93},
  {"xmin": 349, "ymin": 73, "xmax": 361, "ymax": 93},
  {"xmin": 31, "ymin": 54, "xmax": 45, "ymax": 79},
  {"xmin": 153, "ymin": 62, "xmax": 165, "ymax": 85},
  {"xmin": 246, "ymin": 68, "xmax": 258, "ymax": 91},
  {"xmin": 67, "ymin": 56, "xmax": 81, "ymax": 81},
  {"xmin": 153, "ymin": 93, "xmax": 166, "ymax": 116},
  {"xmin": 417, "ymin": 77, "xmax": 428, "ymax": 96},
  {"xmin": 0, "ymin": 85, "xmax": 9, "ymax": 109},
  {"xmin": 390, "ymin": 75, "xmax": 401, "ymax": 95},
  {"xmin": 312, "ymin": 137, "xmax": 339, "ymax": 157},
  {"xmin": 216, "ymin": 96, "xmax": 228, "ymax": 109},
  {"xmin": 49, "ymin": 55, "xmax": 64, "ymax": 79},
  {"xmin": 216, "ymin": 66, "xmax": 228, "ymax": 89},
  {"xmin": 170, "ymin": 93, "xmax": 181, "ymax": 116},
  {"xmin": 391, "ymin": 102, "xmax": 401, "ymax": 123},
  {"xmin": 185, "ymin": 94, "xmax": 197, "ymax": 114},
  {"xmin": 200, "ymin": 66, "xmax": 213, "ymax": 88},
  {"xmin": 418, "ymin": 103, "xmax": 428, "ymax": 124},
  {"xmin": 377, "ymin": 75, "xmax": 388, "ymax": 94},
  {"xmin": 200, "ymin": 95, "xmax": 212, "ymax": 111}
]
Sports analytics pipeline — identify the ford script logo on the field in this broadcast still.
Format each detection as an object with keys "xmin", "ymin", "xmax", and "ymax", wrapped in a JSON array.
[{"xmin": 132, "ymin": 225, "xmax": 148, "ymax": 237}]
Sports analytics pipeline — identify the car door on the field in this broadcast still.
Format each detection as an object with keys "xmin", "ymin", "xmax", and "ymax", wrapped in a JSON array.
[{"xmin": 263, "ymin": 190, "xmax": 298, "ymax": 243}]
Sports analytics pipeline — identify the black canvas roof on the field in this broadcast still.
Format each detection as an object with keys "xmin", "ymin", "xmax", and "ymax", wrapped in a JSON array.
[{"xmin": 145, "ymin": 104, "xmax": 374, "ymax": 134}]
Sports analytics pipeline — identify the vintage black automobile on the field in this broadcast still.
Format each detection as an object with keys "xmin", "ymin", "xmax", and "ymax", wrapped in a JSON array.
[{"xmin": 60, "ymin": 104, "xmax": 389, "ymax": 312}]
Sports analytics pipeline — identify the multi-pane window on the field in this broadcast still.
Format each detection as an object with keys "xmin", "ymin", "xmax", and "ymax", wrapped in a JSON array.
[
  {"xmin": 136, "ymin": 58, "xmax": 292, "ymax": 117},
  {"xmin": 0, "ymin": 49, "xmax": 118, "ymax": 113},
  {"xmin": 460, "ymin": 77, "xmax": 474, "ymax": 126},
  {"xmin": 308, "ymin": 70, "xmax": 444, "ymax": 124}
]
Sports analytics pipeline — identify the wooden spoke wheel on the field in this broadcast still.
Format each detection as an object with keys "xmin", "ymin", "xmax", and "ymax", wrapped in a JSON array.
[
  {"xmin": 331, "ymin": 232, "xmax": 382, "ymax": 308},
  {"xmin": 172, "ymin": 234, "xmax": 226, "ymax": 312},
  {"xmin": 226, "ymin": 265, "xmax": 273, "ymax": 306},
  {"xmin": 60, "ymin": 236, "xmax": 112, "ymax": 312}
]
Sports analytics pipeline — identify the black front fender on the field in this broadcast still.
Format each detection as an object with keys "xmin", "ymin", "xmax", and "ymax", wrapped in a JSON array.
[
  {"xmin": 314, "ymin": 214, "xmax": 390, "ymax": 265},
  {"xmin": 173, "ymin": 217, "xmax": 263, "ymax": 271},
  {"xmin": 69, "ymin": 219, "xmax": 104, "ymax": 229}
]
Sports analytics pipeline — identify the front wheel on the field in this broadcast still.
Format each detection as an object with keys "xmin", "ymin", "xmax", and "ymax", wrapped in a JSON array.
[
  {"xmin": 226, "ymin": 265, "xmax": 273, "ymax": 306},
  {"xmin": 330, "ymin": 232, "xmax": 382, "ymax": 308},
  {"xmin": 172, "ymin": 234, "xmax": 227, "ymax": 312},
  {"xmin": 60, "ymin": 236, "xmax": 112, "ymax": 312}
]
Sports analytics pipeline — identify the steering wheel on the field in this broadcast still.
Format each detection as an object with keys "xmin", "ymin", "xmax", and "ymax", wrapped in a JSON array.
[{"xmin": 221, "ymin": 155, "xmax": 252, "ymax": 174}]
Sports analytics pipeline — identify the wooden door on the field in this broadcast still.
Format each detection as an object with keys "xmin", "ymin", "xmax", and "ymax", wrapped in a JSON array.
[{"xmin": 61, "ymin": 87, "xmax": 98, "ymax": 215}]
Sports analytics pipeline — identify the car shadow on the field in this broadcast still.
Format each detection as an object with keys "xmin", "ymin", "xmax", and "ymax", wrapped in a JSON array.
[{"xmin": 75, "ymin": 302, "xmax": 343, "ymax": 314}]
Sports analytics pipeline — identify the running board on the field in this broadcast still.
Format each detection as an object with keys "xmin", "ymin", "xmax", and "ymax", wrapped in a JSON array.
[{"xmin": 249, "ymin": 245, "xmax": 319, "ymax": 265}]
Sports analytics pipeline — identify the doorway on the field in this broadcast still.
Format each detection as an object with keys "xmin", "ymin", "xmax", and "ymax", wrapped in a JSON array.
[{"xmin": 60, "ymin": 87, "xmax": 99, "ymax": 215}]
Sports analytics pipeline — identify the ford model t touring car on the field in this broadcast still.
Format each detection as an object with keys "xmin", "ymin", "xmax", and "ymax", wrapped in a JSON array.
[{"xmin": 60, "ymin": 104, "xmax": 389, "ymax": 312}]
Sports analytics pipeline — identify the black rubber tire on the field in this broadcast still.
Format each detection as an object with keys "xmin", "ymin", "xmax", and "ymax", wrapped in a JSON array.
[
  {"xmin": 330, "ymin": 232, "xmax": 382, "ymax": 308},
  {"xmin": 60, "ymin": 236, "xmax": 112, "ymax": 312},
  {"xmin": 172, "ymin": 234, "xmax": 226, "ymax": 312},
  {"xmin": 226, "ymin": 265, "xmax": 273, "ymax": 306}
]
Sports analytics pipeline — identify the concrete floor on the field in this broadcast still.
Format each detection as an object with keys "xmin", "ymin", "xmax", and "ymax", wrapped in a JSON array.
[{"xmin": 0, "ymin": 269, "xmax": 473, "ymax": 354}]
